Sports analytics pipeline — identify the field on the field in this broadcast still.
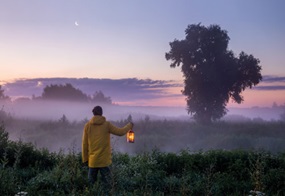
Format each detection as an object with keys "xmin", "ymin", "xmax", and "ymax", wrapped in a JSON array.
[{"xmin": 1, "ymin": 116, "xmax": 285, "ymax": 195}]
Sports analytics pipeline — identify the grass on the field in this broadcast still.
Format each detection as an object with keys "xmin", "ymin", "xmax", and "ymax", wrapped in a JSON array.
[{"xmin": 1, "ymin": 118, "xmax": 285, "ymax": 195}]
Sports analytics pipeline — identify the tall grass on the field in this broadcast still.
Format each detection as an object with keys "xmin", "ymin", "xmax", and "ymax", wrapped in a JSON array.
[
  {"xmin": 1, "ymin": 116, "xmax": 285, "ymax": 195},
  {"xmin": 1, "ymin": 122, "xmax": 285, "ymax": 195}
]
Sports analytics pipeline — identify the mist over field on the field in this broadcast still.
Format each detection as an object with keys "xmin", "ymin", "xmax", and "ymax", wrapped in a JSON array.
[
  {"xmin": 1, "ymin": 99, "xmax": 285, "ymax": 155},
  {"xmin": 1, "ymin": 100, "xmax": 187, "ymax": 121},
  {"xmin": 1, "ymin": 99, "xmax": 284, "ymax": 121}
]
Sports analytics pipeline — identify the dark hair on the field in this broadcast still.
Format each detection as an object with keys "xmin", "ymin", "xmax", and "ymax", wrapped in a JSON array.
[{"xmin": 92, "ymin": 106, "xmax": 103, "ymax": 116}]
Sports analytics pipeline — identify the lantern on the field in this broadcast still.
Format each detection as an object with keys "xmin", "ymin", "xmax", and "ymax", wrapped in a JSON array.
[{"xmin": 127, "ymin": 130, "xmax": 135, "ymax": 143}]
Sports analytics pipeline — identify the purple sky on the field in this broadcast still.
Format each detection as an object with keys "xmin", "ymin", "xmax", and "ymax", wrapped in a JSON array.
[{"xmin": 1, "ymin": 0, "xmax": 285, "ymax": 107}]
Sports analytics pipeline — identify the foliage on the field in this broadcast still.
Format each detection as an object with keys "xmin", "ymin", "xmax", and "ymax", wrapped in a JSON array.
[
  {"xmin": 40, "ymin": 83, "xmax": 113, "ymax": 104},
  {"xmin": 0, "ymin": 122, "xmax": 9, "ymax": 152},
  {"xmin": 165, "ymin": 24, "xmax": 262, "ymax": 123},
  {"xmin": 0, "ymin": 85, "xmax": 10, "ymax": 102},
  {"xmin": 280, "ymin": 108, "xmax": 285, "ymax": 121},
  {"xmin": 2, "ymin": 119, "xmax": 285, "ymax": 195},
  {"xmin": 0, "ymin": 85, "xmax": 10, "ymax": 101},
  {"xmin": 1, "ymin": 136, "xmax": 285, "ymax": 195},
  {"xmin": 41, "ymin": 83, "xmax": 88, "ymax": 101},
  {"xmin": 91, "ymin": 90, "xmax": 112, "ymax": 104}
]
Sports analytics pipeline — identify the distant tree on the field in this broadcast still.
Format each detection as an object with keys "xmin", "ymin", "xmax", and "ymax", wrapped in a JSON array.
[
  {"xmin": 41, "ymin": 83, "xmax": 88, "ymax": 101},
  {"xmin": 59, "ymin": 114, "xmax": 68, "ymax": 123},
  {"xmin": 127, "ymin": 114, "xmax": 133, "ymax": 122},
  {"xmin": 121, "ymin": 114, "xmax": 133, "ymax": 125},
  {"xmin": 91, "ymin": 91, "xmax": 112, "ymax": 104},
  {"xmin": 0, "ymin": 107, "xmax": 8, "ymax": 121},
  {"xmin": 0, "ymin": 85, "xmax": 10, "ymax": 101},
  {"xmin": 144, "ymin": 115, "xmax": 150, "ymax": 123},
  {"xmin": 0, "ymin": 85, "xmax": 4, "ymax": 99},
  {"xmin": 272, "ymin": 102, "xmax": 278, "ymax": 109},
  {"xmin": 0, "ymin": 123, "xmax": 9, "ymax": 157},
  {"xmin": 166, "ymin": 24, "xmax": 262, "ymax": 123},
  {"xmin": 280, "ymin": 109, "xmax": 285, "ymax": 122},
  {"xmin": 58, "ymin": 114, "xmax": 70, "ymax": 127}
]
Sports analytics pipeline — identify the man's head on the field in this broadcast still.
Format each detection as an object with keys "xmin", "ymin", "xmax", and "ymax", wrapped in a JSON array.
[{"xmin": 92, "ymin": 106, "xmax": 103, "ymax": 116}]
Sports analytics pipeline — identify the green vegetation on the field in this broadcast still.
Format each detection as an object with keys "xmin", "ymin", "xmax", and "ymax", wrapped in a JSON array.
[{"xmin": 1, "ymin": 122, "xmax": 285, "ymax": 195}]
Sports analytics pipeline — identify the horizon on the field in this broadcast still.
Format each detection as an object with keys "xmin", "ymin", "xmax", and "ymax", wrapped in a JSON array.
[
  {"xmin": 1, "ymin": 98, "xmax": 284, "ymax": 122},
  {"xmin": 1, "ymin": 76, "xmax": 285, "ymax": 109}
]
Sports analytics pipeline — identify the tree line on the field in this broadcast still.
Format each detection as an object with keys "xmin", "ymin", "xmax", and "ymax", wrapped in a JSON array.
[{"xmin": 0, "ymin": 83, "xmax": 112, "ymax": 104}]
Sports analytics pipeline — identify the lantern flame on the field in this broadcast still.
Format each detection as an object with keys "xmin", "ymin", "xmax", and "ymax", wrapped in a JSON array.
[{"xmin": 127, "ymin": 130, "xmax": 135, "ymax": 143}]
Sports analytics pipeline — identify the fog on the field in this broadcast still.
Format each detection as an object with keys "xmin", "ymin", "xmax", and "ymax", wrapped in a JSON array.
[
  {"xmin": 1, "ymin": 100, "xmax": 189, "ymax": 121},
  {"xmin": 1, "ymin": 100, "xmax": 285, "ymax": 154},
  {"xmin": 1, "ymin": 100, "xmax": 284, "ymax": 122}
]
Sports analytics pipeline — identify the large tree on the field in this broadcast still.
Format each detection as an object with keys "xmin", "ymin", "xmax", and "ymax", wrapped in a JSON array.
[{"xmin": 165, "ymin": 24, "xmax": 262, "ymax": 123}]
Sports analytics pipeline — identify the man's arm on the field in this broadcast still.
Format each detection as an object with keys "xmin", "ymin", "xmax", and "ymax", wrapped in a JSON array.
[
  {"xmin": 82, "ymin": 124, "xmax": 89, "ymax": 163},
  {"xmin": 109, "ymin": 122, "xmax": 133, "ymax": 136}
]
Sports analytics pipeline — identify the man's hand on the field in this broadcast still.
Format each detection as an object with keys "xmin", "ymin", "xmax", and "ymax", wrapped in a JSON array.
[{"xmin": 83, "ymin": 161, "xmax": 88, "ymax": 167}]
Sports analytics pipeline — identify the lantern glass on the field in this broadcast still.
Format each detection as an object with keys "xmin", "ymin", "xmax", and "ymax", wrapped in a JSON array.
[{"xmin": 127, "ymin": 130, "xmax": 135, "ymax": 143}]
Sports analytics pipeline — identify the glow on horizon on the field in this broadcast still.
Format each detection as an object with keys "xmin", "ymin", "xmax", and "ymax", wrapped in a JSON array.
[
  {"xmin": 115, "ymin": 85, "xmax": 285, "ymax": 108},
  {"xmin": 1, "ymin": 80, "xmax": 284, "ymax": 108}
]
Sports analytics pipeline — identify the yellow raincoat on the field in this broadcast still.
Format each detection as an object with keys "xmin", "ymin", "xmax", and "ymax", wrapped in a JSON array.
[{"xmin": 82, "ymin": 115, "xmax": 132, "ymax": 168}]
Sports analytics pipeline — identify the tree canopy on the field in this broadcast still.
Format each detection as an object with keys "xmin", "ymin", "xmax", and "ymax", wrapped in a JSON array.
[
  {"xmin": 91, "ymin": 91, "xmax": 112, "ymax": 104},
  {"xmin": 42, "ymin": 83, "xmax": 88, "ymax": 101},
  {"xmin": 165, "ymin": 24, "xmax": 262, "ymax": 123},
  {"xmin": 41, "ymin": 83, "xmax": 112, "ymax": 104}
]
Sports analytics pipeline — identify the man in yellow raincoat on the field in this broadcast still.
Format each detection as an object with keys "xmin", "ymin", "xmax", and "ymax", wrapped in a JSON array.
[{"xmin": 82, "ymin": 105, "xmax": 133, "ymax": 190}]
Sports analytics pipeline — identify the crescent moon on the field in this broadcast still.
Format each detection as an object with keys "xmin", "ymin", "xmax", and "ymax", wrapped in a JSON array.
[{"xmin": 75, "ymin": 21, "xmax": 79, "ymax": 26}]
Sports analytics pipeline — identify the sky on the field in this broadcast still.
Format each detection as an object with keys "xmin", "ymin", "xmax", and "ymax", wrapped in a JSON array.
[{"xmin": 1, "ymin": 0, "xmax": 285, "ymax": 108}]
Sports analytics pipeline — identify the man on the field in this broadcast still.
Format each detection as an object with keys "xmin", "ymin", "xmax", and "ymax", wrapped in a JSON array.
[{"xmin": 82, "ymin": 105, "xmax": 133, "ymax": 190}]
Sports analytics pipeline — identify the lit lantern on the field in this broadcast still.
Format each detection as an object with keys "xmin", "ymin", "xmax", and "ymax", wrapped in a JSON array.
[{"xmin": 127, "ymin": 130, "xmax": 135, "ymax": 143}]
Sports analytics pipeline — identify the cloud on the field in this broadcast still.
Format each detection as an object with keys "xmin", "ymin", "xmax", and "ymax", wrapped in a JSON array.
[
  {"xmin": 252, "ymin": 75, "xmax": 285, "ymax": 91},
  {"xmin": 3, "ymin": 75, "xmax": 285, "ymax": 104},
  {"xmin": 253, "ymin": 85, "xmax": 285, "ymax": 91},
  {"xmin": 261, "ymin": 75, "xmax": 285, "ymax": 83},
  {"xmin": 2, "ymin": 77, "xmax": 184, "ymax": 105}
]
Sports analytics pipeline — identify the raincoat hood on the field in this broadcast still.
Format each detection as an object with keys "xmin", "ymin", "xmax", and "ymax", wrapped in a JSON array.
[{"xmin": 89, "ymin": 115, "xmax": 106, "ymax": 125}]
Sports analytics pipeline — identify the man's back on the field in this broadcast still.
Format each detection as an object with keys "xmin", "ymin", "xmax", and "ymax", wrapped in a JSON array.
[
  {"xmin": 82, "ymin": 115, "xmax": 132, "ymax": 167},
  {"xmin": 83, "ymin": 115, "xmax": 112, "ymax": 167}
]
